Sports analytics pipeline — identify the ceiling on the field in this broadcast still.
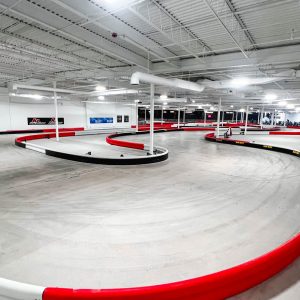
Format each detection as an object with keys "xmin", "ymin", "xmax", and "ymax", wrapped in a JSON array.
[{"xmin": 1, "ymin": 0, "xmax": 300, "ymax": 110}]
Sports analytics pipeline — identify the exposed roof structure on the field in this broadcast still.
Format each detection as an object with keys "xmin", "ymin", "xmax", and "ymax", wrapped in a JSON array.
[{"xmin": 0, "ymin": 0, "xmax": 300, "ymax": 109}]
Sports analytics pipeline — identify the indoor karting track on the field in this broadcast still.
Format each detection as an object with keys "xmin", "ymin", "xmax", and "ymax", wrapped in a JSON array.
[{"xmin": 0, "ymin": 131, "xmax": 300, "ymax": 299}]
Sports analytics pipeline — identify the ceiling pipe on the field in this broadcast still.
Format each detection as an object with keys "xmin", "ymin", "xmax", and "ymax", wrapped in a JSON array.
[{"xmin": 130, "ymin": 72, "xmax": 205, "ymax": 93}]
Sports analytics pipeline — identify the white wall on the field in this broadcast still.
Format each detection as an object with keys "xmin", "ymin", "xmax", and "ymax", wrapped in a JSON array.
[
  {"xmin": 0, "ymin": 88, "xmax": 136, "ymax": 131},
  {"xmin": 86, "ymin": 102, "xmax": 136, "ymax": 129}
]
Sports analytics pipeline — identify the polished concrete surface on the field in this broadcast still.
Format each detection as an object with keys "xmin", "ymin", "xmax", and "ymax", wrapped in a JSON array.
[{"xmin": 0, "ymin": 131, "xmax": 300, "ymax": 299}]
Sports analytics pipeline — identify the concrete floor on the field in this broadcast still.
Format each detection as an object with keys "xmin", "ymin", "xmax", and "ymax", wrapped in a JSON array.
[{"xmin": 0, "ymin": 131, "xmax": 300, "ymax": 299}]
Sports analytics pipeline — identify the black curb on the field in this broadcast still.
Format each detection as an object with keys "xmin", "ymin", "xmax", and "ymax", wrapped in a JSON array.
[
  {"xmin": 205, "ymin": 135, "xmax": 300, "ymax": 158},
  {"xmin": 15, "ymin": 131, "xmax": 170, "ymax": 165}
]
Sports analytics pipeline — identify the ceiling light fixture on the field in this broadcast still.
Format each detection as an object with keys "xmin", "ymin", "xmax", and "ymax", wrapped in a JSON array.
[
  {"xmin": 160, "ymin": 94, "xmax": 168, "ymax": 100},
  {"xmin": 231, "ymin": 77, "xmax": 250, "ymax": 88},
  {"xmin": 264, "ymin": 93, "xmax": 277, "ymax": 101},
  {"xmin": 278, "ymin": 101, "xmax": 287, "ymax": 106},
  {"xmin": 98, "ymin": 96, "xmax": 105, "ymax": 100},
  {"xmin": 95, "ymin": 85, "xmax": 106, "ymax": 92},
  {"xmin": 287, "ymin": 104, "xmax": 295, "ymax": 109}
]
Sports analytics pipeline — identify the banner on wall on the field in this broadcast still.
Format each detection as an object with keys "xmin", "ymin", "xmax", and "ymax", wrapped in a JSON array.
[
  {"xmin": 90, "ymin": 117, "xmax": 113, "ymax": 124},
  {"xmin": 27, "ymin": 117, "xmax": 64, "ymax": 125}
]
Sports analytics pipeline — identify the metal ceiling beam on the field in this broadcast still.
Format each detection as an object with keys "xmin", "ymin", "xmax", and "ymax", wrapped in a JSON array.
[
  {"xmin": 152, "ymin": 44, "xmax": 300, "ymax": 75},
  {"xmin": 203, "ymin": 0, "xmax": 251, "ymax": 59},
  {"xmin": 128, "ymin": 2, "xmax": 207, "ymax": 64},
  {"xmin": 0, "ymin": 1, "xmax": 150, "ymax": 70},
  {"xmin": 50, "ymin": 0, "xmax": 179, "ymax": 69},
  {"xmin": 223, "ymin": 0, "xmax": 256, "ymax": 47},
  {"xmin": 151, "ymin": 0, "xmax": 213, "ymax": 53}
]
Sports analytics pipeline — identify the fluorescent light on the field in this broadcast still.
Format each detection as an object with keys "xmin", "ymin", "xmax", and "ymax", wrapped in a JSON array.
[
  {"xmin": 231, "ymin": 77, "xmax": 250, "ymax": 88},
  {"xmin": 287, "ymin": 104, "xmax": 295, "ymax": 109},
  {"xmin": 95, "ymin": 85, "xmax": 106, "ymax": 92},
  {"xmin": 134, "ymin": 99, "xmax": 139, "ymax": 103},
  {"xmin": 192, "ymin": 100, "xmax": 196, "ymax": 103},
  {"xmin": 98, "ymin": 89, "xmax": 138, "ymax": 96},
  {"xmin": 163, "ymin": 102, "xmax": 168, "ymax": 105},
  {"xmin": 278, "ymin": 101, "xmax": 287, "ymax": 106},
  {"xmin": 264, "ymin": 93, "xmax": 277, "ymax": 101},
  {"xmin": 240, "ymin": 108, "xmax": 245, "ymax": 112},
  {"xmin": 98, "ymin": 96, "xmax": 105, "ymax": 100},
  {"xmin": 160, "ymin": 94, "xmax": 168, "ymax": 100},
  {"xmin": 230, "ymin": 105, "xmax": 234, "ymax": 108},
  {"xmin": 10, "ymin": 93, "xmax": 44, "ymax": 100},
  {"xmin": 209, "ymin": 106, "xmax": 214, "ymax": 110}
]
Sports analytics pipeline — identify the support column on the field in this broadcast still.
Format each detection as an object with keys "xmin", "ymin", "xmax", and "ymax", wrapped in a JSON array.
[
  {"xmin": 236, "ymin": 111, "xmax": 238, "ymax": 123},
  {"xmin": 145, "ymin": 108, "xmax": 147, "ymax": 124},
  {"xmin": 232, "ymin": 111, "xmax": 234, "ymax": 122},
  {"xmin": 150, "ymin": 84, "xmax": 154, "ymax": 155},
  {"xmin": 85, "ymin": 102, "xmax": 89, "ymax": 129},
  {"xmin": 204, "ymin": 110, "xmax": 207, "ymax": 125},
  {"xmin": 136, "ymin": 102, "xmax": 139, "ymax": 132},
  {"xmin": 221, "ymin": 110, "xmax": 224, "ymax": 124},
  {"xmin": 183, "ymin": 108, "xmax": 186, "ymax": 124},
  {"xmin": 245, "ymin": 106, "xmax": 249, "ymax": 135},
  {"xmin": 53, "ymin": 81, "xmax": 59, "ymax": 142},
  {"xmin": 216, "ymin": 98, "xmax": 222, "ymax": 137},
  {"xmin": 161, "ymin": 106, "xmax": 163, "ymax": 125},
  {"xmin": 177, "ymin": 107, "xmax": 180, "ymax": 129},
  {"xmin": 271, "ymin": 111, "xmax": 274, "ymax": 126}
]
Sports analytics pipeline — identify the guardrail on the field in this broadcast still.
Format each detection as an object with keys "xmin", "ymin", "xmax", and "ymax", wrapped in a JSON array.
[{"xmin": 15, "ymin": 130, "xmax": 168, "ymax": 165}]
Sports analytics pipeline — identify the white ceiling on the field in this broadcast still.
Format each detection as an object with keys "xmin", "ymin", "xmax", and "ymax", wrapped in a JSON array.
[{"xmin": 0, "ymin": 0, "xmax": 300, "ymax": 110}]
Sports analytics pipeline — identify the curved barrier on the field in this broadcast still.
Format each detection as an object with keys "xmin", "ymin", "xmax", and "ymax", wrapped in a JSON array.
[
  {"xmin": 270, "ymin": 131, "xmax": 300, "ymax": 135},
  {"xmin": 1, "ymin": 232, "xmax": 299, "ymax": 300},
  {"xmin": 205, "ymin": 132, "xmax": 300, "ymax": 157},
  {"xmin": 15, "ymin": 131, "xmax": 168, "ymax": 165}
]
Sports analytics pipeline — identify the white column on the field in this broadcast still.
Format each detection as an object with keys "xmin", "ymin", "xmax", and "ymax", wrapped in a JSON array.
[
  {"xmin": 274, "ymin": 109, "xmax": 276, "ymax": 126},
  {"xmin": 245, "ymin": 106, "xmax": 249, "ymax": 135},
  {"xmin": 232, "ymin": 111, "xmax": 234, "ymax": 122},
  {"xmin": 221, "ymin": 110, "xmax": 224, "ymax": 124},
  {"xmin": 183, "ymin": 109, "xmax": 186, "ymax": 124},
  {"xmin": 150, "ymin": 83, "xmax": 154, "ymax": 155},
  {"xmin": 136, "ymin": 102, "xmax": 139, "ymax": 132},
  {"xmin": 177, "ymin": 107, "xmax": 180, "ymax": 128},
  {"xmin": 271, "ymin": 111, "xmax": 274, "ymax": 126},
  {"xmin": 161, "ymin": 106, "xmax": 163, "ymax": 124},
  {"xmin": 145, "ymin": 108, "xmax": 147, "ymax": 123},
  {"xmin": 204, "ymin": 110, "xmax": 207, "ymax": 124},
  {"xmin": 85, "ymin": 102, "xmax": 89, "ymax": 129},
  {"xmin": 260, "ymin": 106, "xmax": 264, "ymax": 128},
  {"xmin": 216, "ymin": 98, "xmax": 222, "ymax": 137},
  {"xmin": 53, "ymin": 81, "xmax": 59, "ymax": 142},
  {"xmin": 235, "ymin": 111, "xmax": 238, "ymax": 123}
]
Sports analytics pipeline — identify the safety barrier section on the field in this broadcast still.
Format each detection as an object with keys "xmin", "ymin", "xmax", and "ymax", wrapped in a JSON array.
[
  {"xmin": 0, "ymin": 127, "xmax": 84, "ymax": 135},
  {"xmin": 106, "ymin": 133, "xmax": 145, "ymax": 150},
  {"xmin": 1, "ymin": 232, "xmax": 299, "ymax": 300},
  {"xmin": 15, "ymin": 130, "xmax": 168, "ymax": 165},
  {"xmin": 205, "ymin": 132, "xmax": 300, "ymax": 158},
  {"xmin": 270, "ymin": 131, "xmax": 300, "ymax": 135}
]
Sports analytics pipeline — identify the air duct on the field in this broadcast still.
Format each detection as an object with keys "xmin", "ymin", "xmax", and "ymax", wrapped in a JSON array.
[{"xmin": 130, "ymin": 72, "xmax": 205, "ymax": 92}]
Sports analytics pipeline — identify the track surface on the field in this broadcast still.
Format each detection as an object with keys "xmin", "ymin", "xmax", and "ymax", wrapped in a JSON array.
[{"xmin": 0, "ymin": 132, "xmax": 300, "ymax": 299}]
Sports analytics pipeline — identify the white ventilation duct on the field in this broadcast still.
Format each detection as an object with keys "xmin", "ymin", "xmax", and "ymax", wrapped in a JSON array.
[{"xmin": 130, "ymin": 72, "xmax": 205, "ymax": 92}]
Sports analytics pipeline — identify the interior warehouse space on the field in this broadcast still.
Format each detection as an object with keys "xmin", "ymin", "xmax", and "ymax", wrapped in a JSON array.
[{"xmin": 0, "ymin": 1, "xmax": 300, "ymax": 299}]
